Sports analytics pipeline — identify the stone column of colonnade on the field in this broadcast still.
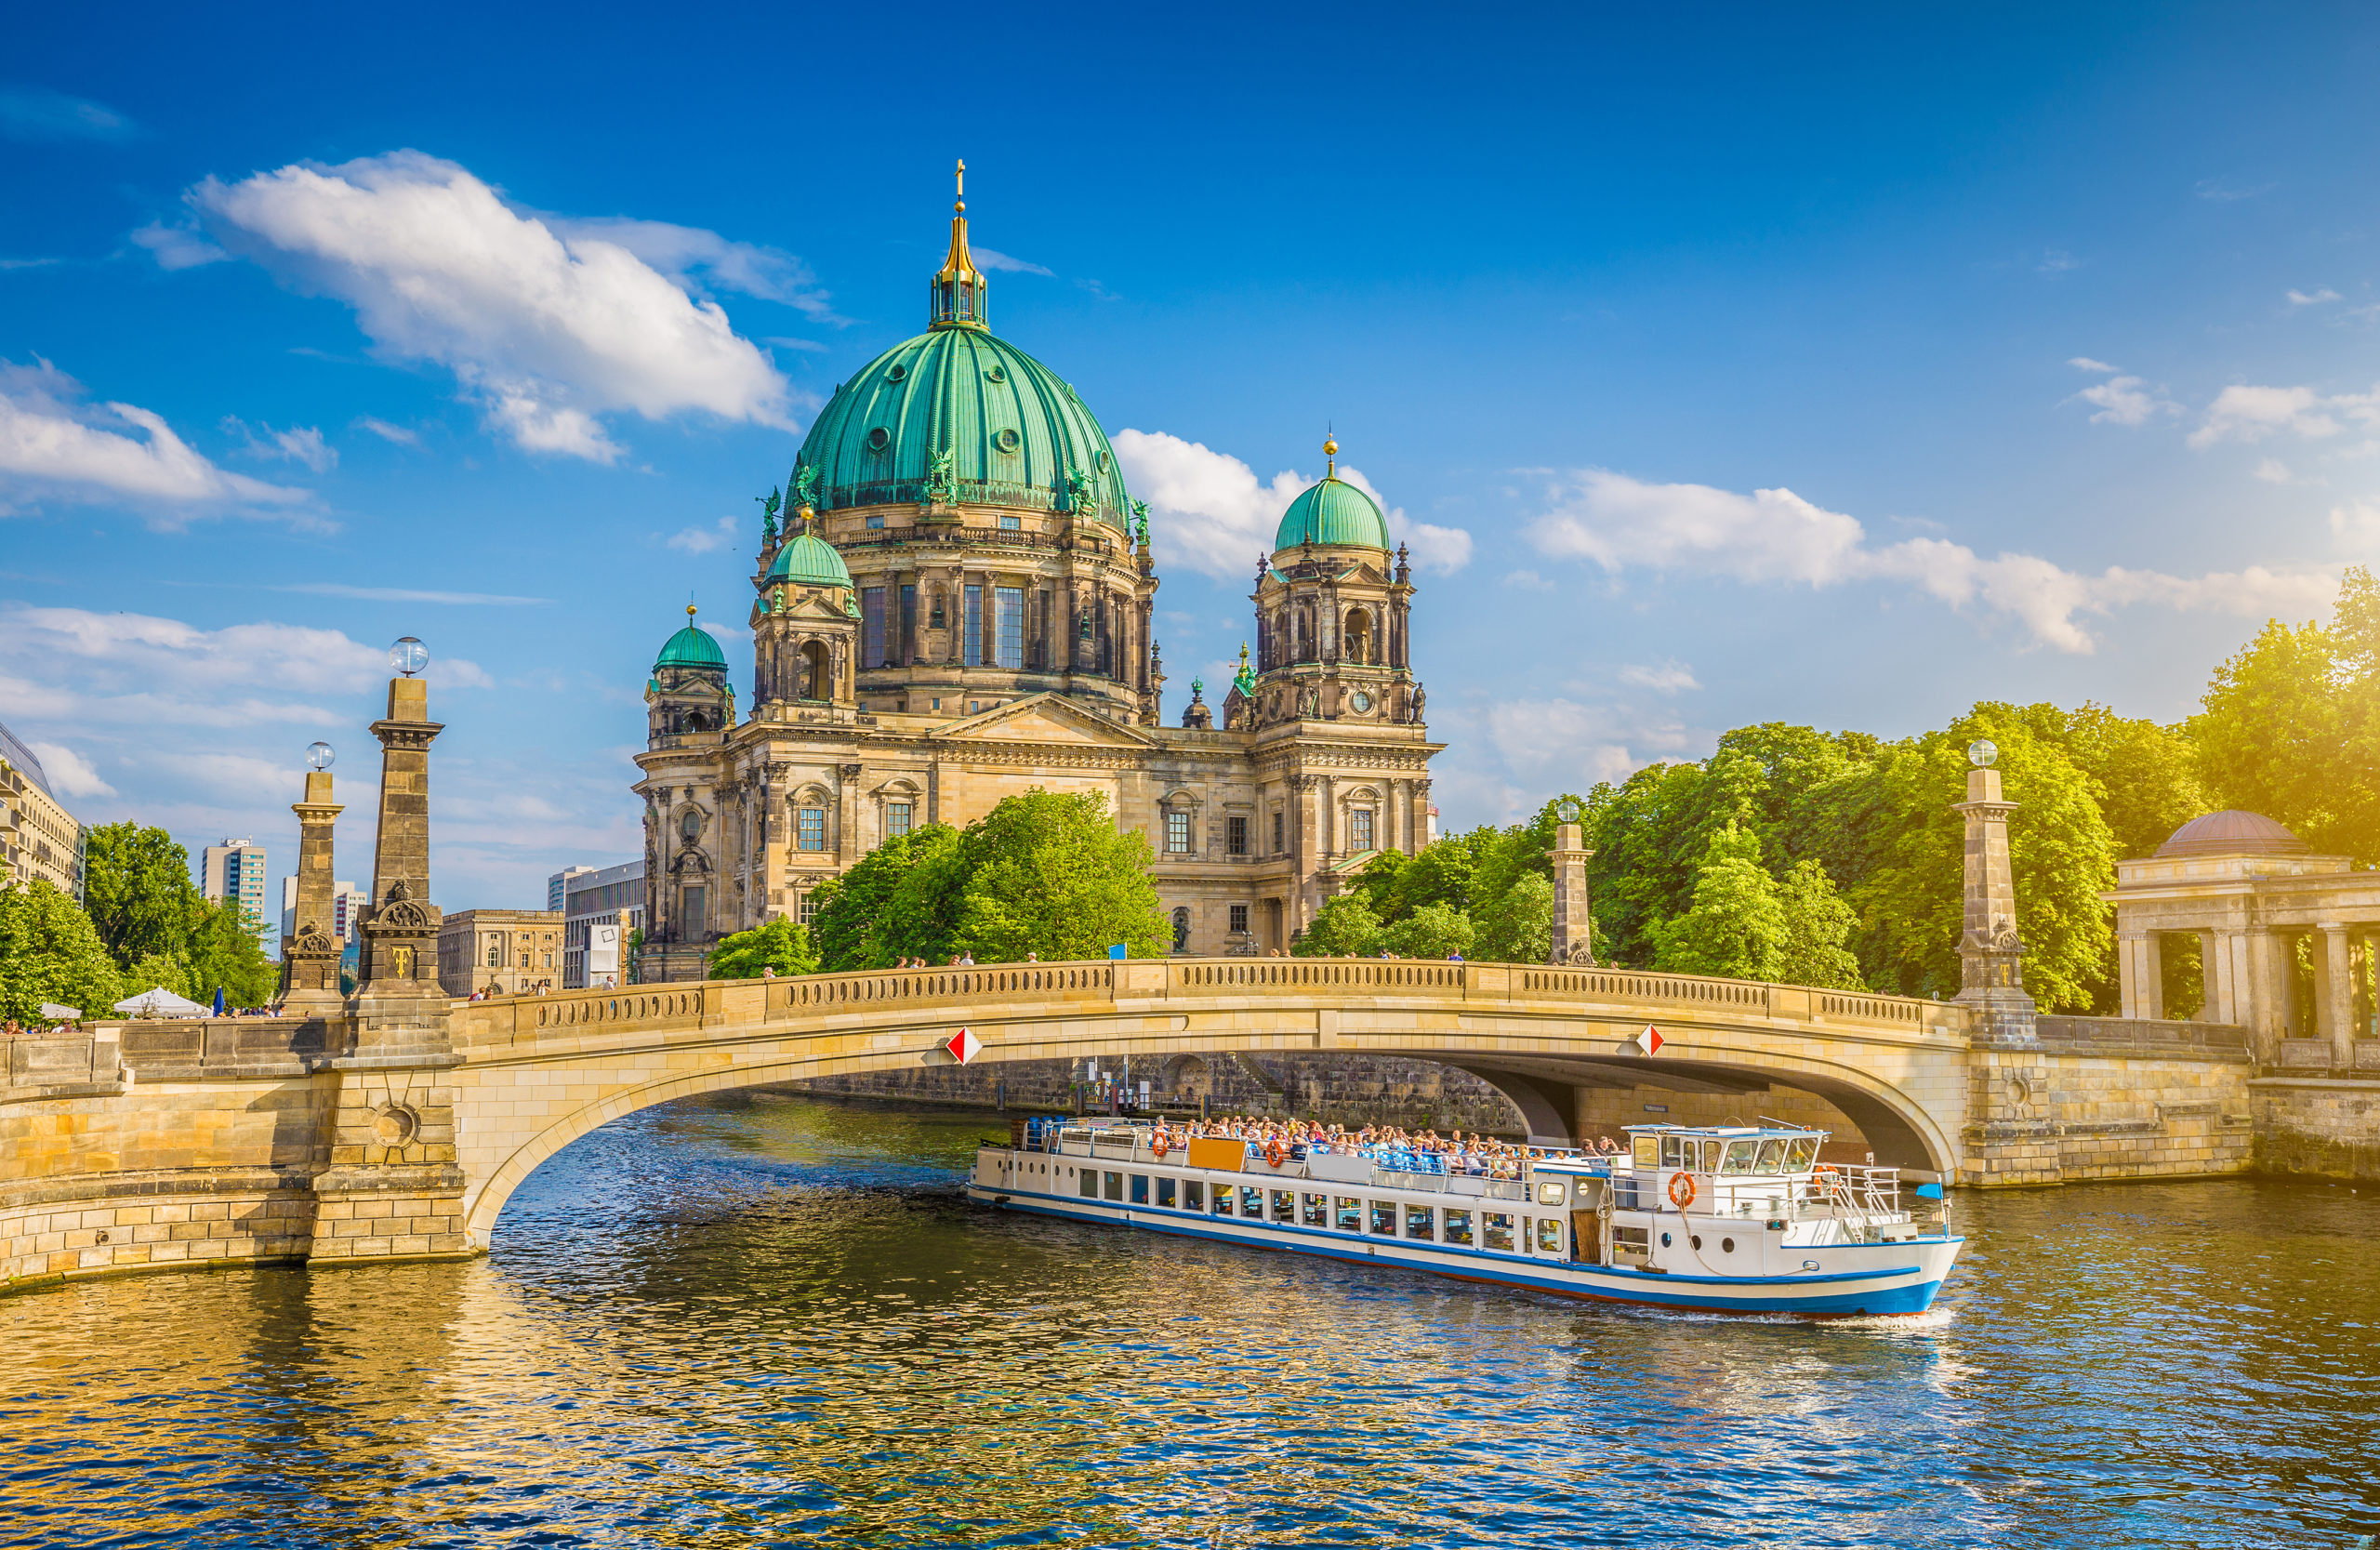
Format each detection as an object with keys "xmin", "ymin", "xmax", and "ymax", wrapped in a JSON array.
[{"xmin": 2317, "ymin": 924, "xmax": 2358, "ymax": 1068}]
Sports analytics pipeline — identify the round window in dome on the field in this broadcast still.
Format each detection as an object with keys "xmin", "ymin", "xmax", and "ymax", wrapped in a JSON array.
[
  {"xmin": 985, "ymin": 364, "xmax": 1007, "ymax": 384},
  {"xmin": 866, "ymin": 427, "xmax": 891, "ymax": 454},
  {"xmin": 885, "ymin": 363, "xmax": 906, "ymax": 382},
  {"xmin": 1095, "ymin": 448, "xmax": 1111, "ymax": 473},
  {"xmin": 994, "ymin": 428, "xmax": 1021, "ymax": 454}
]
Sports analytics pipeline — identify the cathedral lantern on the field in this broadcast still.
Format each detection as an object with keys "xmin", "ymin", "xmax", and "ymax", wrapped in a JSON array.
[
  {"xmin": 1249, "ymin": 437, "xmax": 1421, "ymax": 730},
  {"xmin": 752, "ymin": 510, "xmax": 858, "ymax": 711}
]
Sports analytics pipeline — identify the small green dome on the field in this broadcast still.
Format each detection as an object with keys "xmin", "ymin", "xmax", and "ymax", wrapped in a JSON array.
[
  {"xmin": 1275, "ymin": 475, "xmax": 1390, "ymax": 551},
  {"xmin": 764, "ymin": 531, "xmax": 853, "ymax": 590},
  {"xmin": 792, "ymin": 328, "xmax": 1132, "ymax": 528},
  {"xmin": 655, "ymin": 608, "xmax": 727, "ymax": 672}
]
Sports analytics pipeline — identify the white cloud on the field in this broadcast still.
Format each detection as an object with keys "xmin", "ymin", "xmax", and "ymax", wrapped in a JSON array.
[
  {"xmin": 0, "ymin": 87, "xmax": 135, "ymax": 143},
  {"xmin": 1501, "ymin": 568, "xmax": 1555, "ymax": 591},
  {"xmin": 129, "ymin": 221, "xmax": 228, "ymax": 270},
  {"xmin": 667, "ymin": 515, "xmax": 740, "ymax": 554},
  {"xmin": 2334, "ymin": 501, "xmax": 2380, "ymax": 548},
  {"xmin": 25, "ymin": 741, "xmax": 113, "ymax": 799},
  {"xmin": 2068, "ymin": 357, "xmax": 2119, "ymax": 374},
  {"xmin": 1525, "ymin": 470, "xmax": 2337, "ymax": 654},
  {"xmin": 2188, "ymin": 383, "xmax": 2380, "ymax": 448},
  {"xmin": 972, "ymin": 247, "xmax": 1052, "ymax": 276},
  {"xmin": 2069, "ymin": 375, "xmax": 2181, "ymax": 427},
  {"xmin": 0, "ymin": 359, "xmax": 314, "ymax": 522},
  {"xmin": 1618, "ymin": 661, "xmax": 1699, "ymax": 695},
  {"xmin": 2037, "ymin": 249, "xmax": 2080, "ymax": 273},
  {"xmin": 181, "ymin": 152, "xmax": 796, "ymax": 462},
  {"xmin": 352, "ymin": 416, "xmax": 419, "ymax": 445},
  {"xmin": 2253, "ymin": 457, "xmax": 2293, "ymax": 484},
  {"xmin": 225, "ymin": 417, "xmax": 337, "ymax": 471},
  {"xmin": 549, "ymin": 216, "xmax": 835, "ymax": 315},
  {"xmin": 2287, "ymin": 287, "xmax": 2342, "ymax": 307},
  {"xmin": 1111, "ymin": 430, "xmax": 1473, "ymax": 578}
]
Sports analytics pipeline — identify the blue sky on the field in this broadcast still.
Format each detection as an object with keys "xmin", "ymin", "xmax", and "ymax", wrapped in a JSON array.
[{"xmin": 3, "ymin": 3, "xmax": 2376, "ymax": 909}]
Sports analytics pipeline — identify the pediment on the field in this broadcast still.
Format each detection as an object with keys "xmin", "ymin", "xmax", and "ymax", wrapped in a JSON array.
[{"xmin": 936, "ymin": 693, "xmax": 1158, "ymax": 749}]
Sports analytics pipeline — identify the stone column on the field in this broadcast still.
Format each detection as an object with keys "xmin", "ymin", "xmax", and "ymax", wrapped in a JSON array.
[
  {"xmin": 279, "ymin": 769, "xmax": 345, "ymax": 1013},
  {"xmin": 2320, "ymin": 923, "xmax": 2355, "ymax": 1068},
  {"xmin": 1951, "ymin": 762, "xmax": 2037, "ymax": 1046},
  {"xmin": 1549, "ymin": 821, "xmax": 1594, "ymax": 966},
  {"xmin": 2246, "ymin": 930, "xmax": 2288, "ymax": 1064},
  {"xmin": 349, "ymin": 673, "xmax": 448, "ymax": 1058},
  {"xmin": 2198, "ymin": 930, "xmax": 2228, "ymax": 1024}
]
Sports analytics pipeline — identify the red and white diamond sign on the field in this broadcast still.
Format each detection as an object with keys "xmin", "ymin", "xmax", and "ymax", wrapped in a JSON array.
[
  {"xmin": 945, "ymin": 1027, "xmax": 981, "ymax": 1065},
  {"xmin": 1635, "ymin": 1025, "xmax": 1665, "ymax": 1055}
]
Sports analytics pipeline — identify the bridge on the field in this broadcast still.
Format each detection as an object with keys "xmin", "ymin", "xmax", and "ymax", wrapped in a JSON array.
[{"xmin": 3, "ymin": 956, "xmax": 2254, "ymax": 1291}]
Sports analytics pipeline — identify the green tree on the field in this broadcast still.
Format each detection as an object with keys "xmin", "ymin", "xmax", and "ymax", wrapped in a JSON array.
[
  {"xmin": 1774, "ymin": 859, "xmax": 1866, "ymax": 991},
  {"xmin": 1292, "ymin": 894, "xmax": 1384, "ymax": 957},
  {"xmin": 1653, "ymin": 823, "xmax": 1792, "ymax": 981},
  {"xmin": 808, "ymin": 824, "xmax": 962, "ymax": 970},
  {"xmin": 953, "ymin": 790, "xmax": 1167, "ymax": 961},
  {"xmin": 0, "ymin": 880, "xmax": 125, "ymax": 1023},
  {"xmin": 81, "ymin": 823, "xmax": 194, "ymax": 970},
  {"xmin": 1382, "ymin": 901, "xmax": 1475, "ymax": 960},
  {"xmin": 2192, "ymin": 566, "xmax": 2380, "ymax": 864},
  {"xmin": 708, "ymin": 917, "xmax": 820, "ymax": 978},
  {"xmin": 183, "ymin": 895, "xmax": 277, "ymax": 1008},
  {"xmin": 1474, "ymin": 871, "xmax": 1553, "ymax": 964}
]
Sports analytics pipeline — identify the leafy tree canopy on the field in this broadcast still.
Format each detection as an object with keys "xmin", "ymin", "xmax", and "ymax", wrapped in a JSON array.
[
  {"xmin": 0, "ymin": 880, "xmax": 124, "ymax": 1023},
  {"xmin": 708, "ymin": 917, "xmax": 820, "ymax": 979}
]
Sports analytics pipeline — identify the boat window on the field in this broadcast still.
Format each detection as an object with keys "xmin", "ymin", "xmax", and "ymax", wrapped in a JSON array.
[
  {"xmin": 1104, "ymin": 1172, "xmax": 1124, "ymax": 1202},
  {"xmin": 1536, "ymin": 1181, "xmax": 1567, "ymax": 1206},
  {"xmin": 1211, "ymin": 1183, "xmax": 1232, "ymax": 1216},
  {"xmin": 1700, "ymin": 1140, "xmax": 1726, "ymax": 1171},
  {"xmin": 1183, "ymin": 1179, "xmax": 1203, "ymax": 1211},
  {"xmin": 1660, "ymin": 1135, "xmax": 1685, "ymax": 1168},
  {"xmin": 1484, "ymin": 1212, "xmax": 1514, "ymax": 1252},
  {"xmin": 1443, "ymin": 1209, "xmax": 1474, "ymax": 1247},
  {"xmin": 1240, "ymin": 1186, "xmax": 1263, "ymax": 1219},
  {"xmin": 1784, "ymin": 1138, "xmax": 1819, "ymax": 1172},
  {"xmin": 1633, "ymin": 1135, "xmax": 1660, "ymax": 1170},
  {"xmin": 1157, "ymin": 1177, "xmax": 1177, "ymax": 1208},
  {"xmin": 1536, "ymin": 1218, "xmax": 1564, "ymax": 1254},
  {"xmin": 1755, "ymin": 1139, "xmax": 1789, "ymax": 1172},
  {"xmin": 1079, "ymin": 1170, "xmax": 1098, "ymax": 1199},
  {"xmin": 1302, "ymin": 1193, "xmax": 1328, "ymax": 1227},
  {"xmin": 1130, "ymin": 1174, "xmax": 1149, "ymax": 1204},
  {"xmin": 1369, "ymin": 1200, "xmax": 1396, "ymax": 1236},
  {"xmin": 1723, "ymin": 1141, "xmax": 1758, "ymax": 1175},
  {"xmin": 1405, "ymin": 1204, "xmax": 1435, "ymax": 1240},
  {"xmin": 1334, "ymin": 1197, "xmax": 1362, "ymax": 1231},
  {"xmin": 1270, "ymin": 1190, "xmax": 1295, "ymax": 1224}
]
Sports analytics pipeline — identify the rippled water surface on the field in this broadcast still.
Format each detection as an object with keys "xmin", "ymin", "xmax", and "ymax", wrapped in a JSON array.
[{"xmin": 5, "ymin": 1093, "xmax": 2378, "ymax": 1549}]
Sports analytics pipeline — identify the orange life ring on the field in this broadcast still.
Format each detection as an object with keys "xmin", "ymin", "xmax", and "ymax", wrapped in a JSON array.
[
  {"xmin": 1668, "ymin": 1171, "xmax": 1698, "ymax": 1210},
  {"xmin": 1264, "ymin": 1140, "xmax": 1288, "ymax": 1169},
  {"xmin": 1151, "ymin": 1135, "xmax": 1170, "ymax": 1159}
]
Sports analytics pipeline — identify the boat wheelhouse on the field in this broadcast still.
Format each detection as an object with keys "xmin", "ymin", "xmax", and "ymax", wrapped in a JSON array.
[{"xmin": 968, "ymin": 1119, "xmax": 1961, "ymax": 1318}]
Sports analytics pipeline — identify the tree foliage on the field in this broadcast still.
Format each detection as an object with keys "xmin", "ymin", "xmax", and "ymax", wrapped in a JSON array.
[
  {"xmin": 76, "ymin": 822, "xmax": 277, "ymax": 1008},
  {"xmin": 708, "ymin": 917, "xmax": 819, "ymax": 978},
  {"xmin": 0, "ymin": 880, "xmax": 124, "ymax": 1023}
]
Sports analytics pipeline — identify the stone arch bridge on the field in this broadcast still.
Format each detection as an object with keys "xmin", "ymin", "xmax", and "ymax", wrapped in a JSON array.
[{"xmin": 0, "ymin": 955, "xmax": 2256, "ymax": 1291}]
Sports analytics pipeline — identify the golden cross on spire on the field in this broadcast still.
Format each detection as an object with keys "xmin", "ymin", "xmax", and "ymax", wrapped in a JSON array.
[{"xmin": 955, "ymin": 158, "xmax": 966, "ymax": 212}]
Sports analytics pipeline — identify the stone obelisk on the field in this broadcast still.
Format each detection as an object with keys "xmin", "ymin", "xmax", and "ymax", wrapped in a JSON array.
[
  {"xmin": 1549, "ymin": 811, "xmax": 1596, "ymax": 967},
  {"xmin": 311, "ymin": 646, "xmax": 466, "ymax": 1266},
  {"xmin": 1951, "ymin": 742, "xmax": 2037, "ymax": 1047},
  {"xmin": 277, "ymin": 762, "xmax": 345, "ymax": 1015}
]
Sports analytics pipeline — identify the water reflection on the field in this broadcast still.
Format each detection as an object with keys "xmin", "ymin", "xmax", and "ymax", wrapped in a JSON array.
[{"xmin": 2, "ymin": 1093, "xmax": 2374, "ymax": 1548}]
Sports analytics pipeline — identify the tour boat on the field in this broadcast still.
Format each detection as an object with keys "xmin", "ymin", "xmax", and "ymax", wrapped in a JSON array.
[{"xmin": 968, "ymin": 1120, "xmax": 1962, "ymax": 1318}]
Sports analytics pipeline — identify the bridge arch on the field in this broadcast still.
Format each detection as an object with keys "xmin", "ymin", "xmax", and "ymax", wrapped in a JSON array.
[{"xmin": 450, "ymin": 963, "xmax": 1967, "ymax": 1246}]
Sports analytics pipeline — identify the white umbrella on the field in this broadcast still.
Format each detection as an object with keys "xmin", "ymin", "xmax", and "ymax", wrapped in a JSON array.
[
  {"xmin": 37, "ymin": 1003, "xmax": 82, "ymax": 1020},
  {"xmin": 112, "ymin": 987, "xmax": 209, "ymax": 1018}
]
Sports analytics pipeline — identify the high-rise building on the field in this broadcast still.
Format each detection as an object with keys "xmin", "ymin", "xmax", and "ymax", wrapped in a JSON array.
[
  {"xmin": 284, "ymin": 875, "xmax": 370, "ymax": 942},
  {"xmin": 0, "ymin": 720, "xmax": 83, "ymax": 898},
  {"xmin": 548, "ymin": 865, "xmax": 596, "ymax": 915},
  {"xmin": 204, "ymin": 839, "xmax": 273, "ymax": 955}
]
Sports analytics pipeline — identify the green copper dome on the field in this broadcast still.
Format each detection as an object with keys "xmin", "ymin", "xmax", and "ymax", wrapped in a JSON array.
[
  {"xmin": 764, "ymin": 530, "xmax": 853, "ymax": 589},
  {"xmin": 791, "ymin": 327, "xmax": 1132, "ymax": 527},
  {"xmin": 654, "ymin": 609, "xmax": 727, "ymax": 672},
  {"xmin": 1275, "ymin": 475, "xmax": 1390, "ymax": 551}
]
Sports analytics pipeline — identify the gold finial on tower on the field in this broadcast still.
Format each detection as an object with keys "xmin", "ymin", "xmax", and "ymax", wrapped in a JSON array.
[
  {"xmin": 687, "ymin": 602, "xmax": 698, "ymax": 619},
  {"xmin": 932, "ymin": 158, "xmax": 986, "ymax": 328},
  {"xmin": 1323, "ymin": 431, "xmax": 1339, "ymax": 478}
]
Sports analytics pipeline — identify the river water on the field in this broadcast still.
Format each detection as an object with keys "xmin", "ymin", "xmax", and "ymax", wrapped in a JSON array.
[{"xmin": 3, "ymin": 1093, "xmax": 2376, "ymax": 1550}]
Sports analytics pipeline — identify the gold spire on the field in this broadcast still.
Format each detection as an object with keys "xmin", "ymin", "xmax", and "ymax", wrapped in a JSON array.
[
  {"xmin": 686, "ymin": 602, "xmax": 697, "ymax": 619},
  {"xmin": 932, "ymin": 158, "xmax": 986, "ymax": 328},
  {"xmin": 1323, "ymin": 432, "xmax": 1339, "ymax": 478}
]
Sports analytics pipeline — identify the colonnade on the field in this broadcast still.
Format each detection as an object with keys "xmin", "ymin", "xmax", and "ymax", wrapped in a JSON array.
[{"xmin": 2119, "ymin": 924, "xmax": 2373, "ymax": 1065}]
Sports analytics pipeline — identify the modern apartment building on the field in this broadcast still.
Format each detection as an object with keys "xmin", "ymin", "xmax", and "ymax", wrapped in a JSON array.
[
  {"xmin": 281, "ymin": 875, "xmax": 370, "ymax": 943},
  {"xmin": 202, "ymin": 838, "xmax": 273, "ymax": 956},
  {"xmin": 548, "ymin": 865, "xmax": 595, "ymax": 914},
  {"xmin": 560, "ymin": 860, "xmax": 644, "ymax": 987},
  {"xmin": 0, "ymin": 721, "xmax": 83, "ymax": 898}
]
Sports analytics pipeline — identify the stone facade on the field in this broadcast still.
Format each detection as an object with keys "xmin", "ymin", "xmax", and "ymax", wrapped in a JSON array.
[
  {"xmin": 2248, "ymin": 1077, "xmax": 2380, "ymax": 1180},
  {"xmin": 437, "ymin": 908, "xmax": 564, "ymax": 998}
]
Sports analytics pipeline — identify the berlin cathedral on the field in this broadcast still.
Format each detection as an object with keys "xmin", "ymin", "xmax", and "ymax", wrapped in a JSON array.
[{"xmin": 634, "ymin": 172, "xmax": 1441, "ymax": 979}]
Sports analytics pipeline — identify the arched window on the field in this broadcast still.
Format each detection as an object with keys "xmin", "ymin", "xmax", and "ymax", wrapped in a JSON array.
[
  {"xmin": 801, "ymin": 641, "xmax": 830, "ymax": 700},
  {"xmin": 1171, "ymin": 907, "xmax": 1192, "ymax": 953},
  {"xmin": 1344, "ymin": 607, "xmax": 1372, "ymax": 664}
]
